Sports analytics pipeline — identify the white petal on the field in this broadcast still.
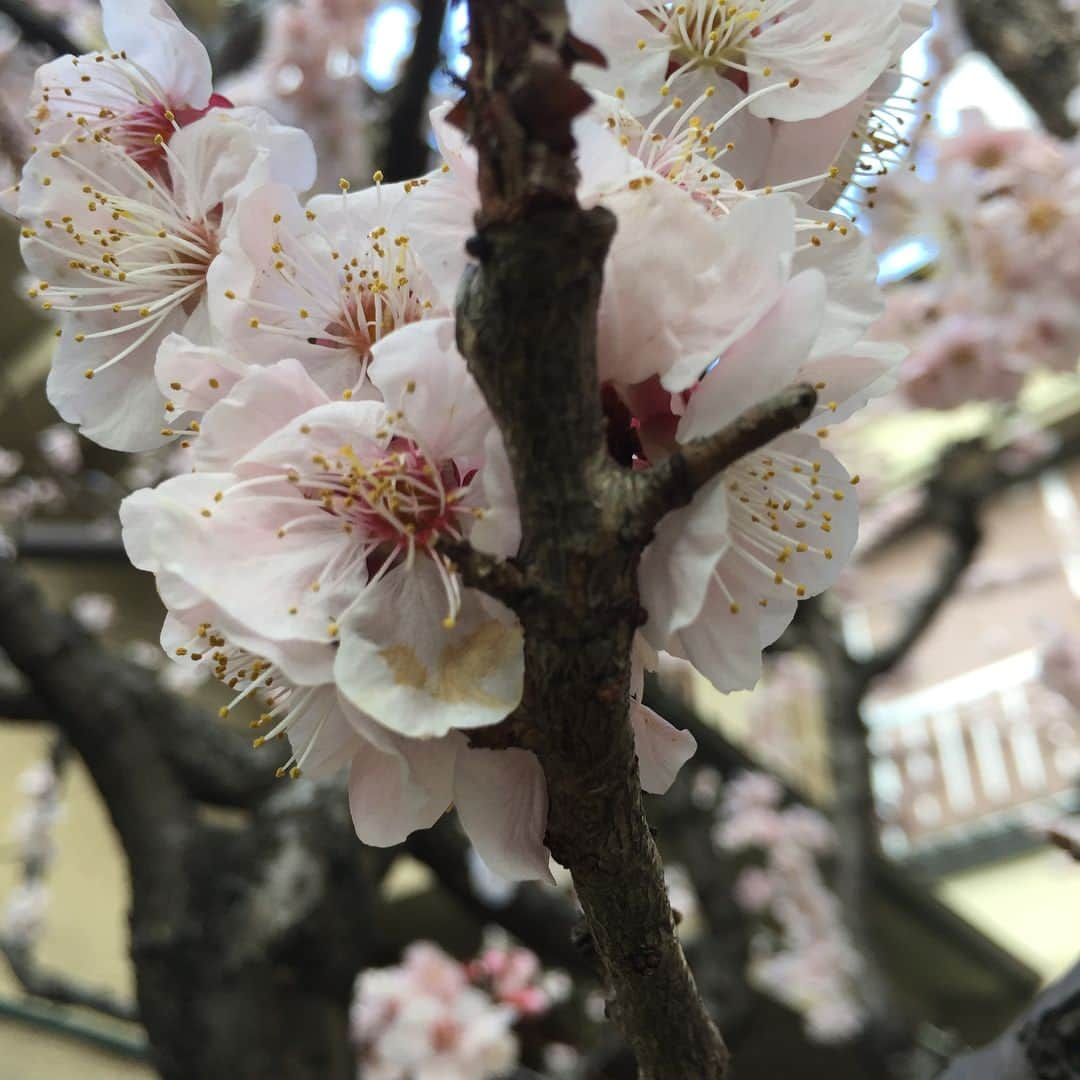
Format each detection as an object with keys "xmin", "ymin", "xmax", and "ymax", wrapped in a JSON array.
[
  {"xmin": 368, "ymin": 318, "xmax": 493, "ymax": 461},
  {"xmin": 348, "ymin": 731, "xmax": 457, "ymax": 847},
  {"xmin": 757, "ymin": 99, "xmax": 866, "ymax": 197},
  {"xmin": 454, "ymin": 747, "xmax": 554, "ymax": 883},
  {"xmin": 336, "ymin": 562, "xmax": 524, "ymax": 738},
  {"xmin": 567, "ymin": 0, "xmax": 669, "ymax": 115},
  {"xmin": 640, "ymin": 473, "xmax": 730, "ymax": 647},
  {"xmin": 798, "ymin": 341, "xmax": 904, "ymax": 428},
  {"xmin": 102, "ymin": 0, "xmax": 212, "ymax": 109},
  {"xmin": 600, "ymin": 180, "xmax": 775, "ymax": 389},
  {"xmin": 169, "ymin": 107, "xmax": 316, "ymax": 221},
  {"xmin": 283, "ymin": 686, "xmax": 366, "ymax": 779},
  {"xmin": 794, "ymin": 205, "xmax": 883, "ymax": 357},
  {"xmin": 656, "ymin": 195, "xmax": 798, "ymax": 393},
  {"xmin": 46, "ymin": 308, "xmax": 184, "ymax": 452},
  {"xmin": 194, "ymin": 358, "xmax": 332, "ymax": 473},
  {"xmin": 154, "ymin": 334, "xmax": 246, "ymax": 413},
  {"xmin": 630, "ymin": 701, "xmax": 697, "ymax": 795},
  {"xmin": 745, "ymin": 0, "xmax": 900, "ymax": 122},
  {"xmin": 677, "ymin": 269, "xmax": 826, "ymax": 442},
  {"xmin": 470, "ymin": 427, "xmax": 521, "ymax": 559}
]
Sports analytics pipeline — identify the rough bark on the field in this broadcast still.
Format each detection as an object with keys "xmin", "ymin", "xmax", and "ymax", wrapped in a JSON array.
[
  {"xmin": 452, "ymin": 4, "xmax": 719, "ymax": 1076},
  {"xmin": 957, "ymin": 0, "xmax": 1080, "ymax": 138},
  {"xmin": 448, "ymin": 2, "xmax": 819, "ymax": 1074},
  {"xmin": 0, "ymin": 559, "xmax": 381, "ymax": 1080}
]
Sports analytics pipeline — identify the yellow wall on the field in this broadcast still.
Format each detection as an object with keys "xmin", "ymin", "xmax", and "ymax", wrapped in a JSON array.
[{"xmin": 937, "ymin": 849, "xmax": 1080, "ymax": 982}]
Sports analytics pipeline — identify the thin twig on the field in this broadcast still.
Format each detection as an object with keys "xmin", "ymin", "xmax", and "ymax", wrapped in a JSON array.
[
  {"xmin": 619, "ymin": 384, "xmax": 818, "ymax": 543},
  {"xmin": 0, "ymin": 940, "xmax": 139, "ymax": 1022},
  {"xmin": 380, "ymin": 0, "xmax": 448, "ymax": 181}
]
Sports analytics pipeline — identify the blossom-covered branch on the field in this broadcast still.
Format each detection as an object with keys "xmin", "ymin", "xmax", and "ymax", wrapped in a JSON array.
[
  {"xmin": 4, "ymin": 0, "xmax": 939, "ymax": 1072},
  {"xmin": 453, "ymin": 2, "xmax": 729, "ymax": 1074}
]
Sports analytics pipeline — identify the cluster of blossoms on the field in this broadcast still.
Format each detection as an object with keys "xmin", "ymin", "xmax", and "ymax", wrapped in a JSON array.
[
  {"xmin": 871, "ymin": 113, "xmax": 1080, "ymax": 409},
  {"xmin": 3, "ymin": 756, "xmax": 65, "ymax": 948},
  {"xmin": 716, "ymin": 771, "xmax": 866, "ymax": 1043},
  {"xmin": 9, "ymin": 0, "xmax": 930, "ymax": 878},
  {"xmin": 349, "ymin": 939, "xmax": 561, "ymax": 1079}
]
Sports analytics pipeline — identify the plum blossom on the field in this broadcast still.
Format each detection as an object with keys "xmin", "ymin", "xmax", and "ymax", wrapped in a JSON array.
[
  {"xmin": 28, "ymin": 0, "xmax": 222, "ymax": 162},
  {"xmin": 4, "ymin": 756, "xmax": 65, "ymax": 949},
  {"xmin": 467, "ymin": 941, "xmax": 557, "ymax": 1017},
  {"xmin": 118, "ymin": 338, "xmax": 557, "ymax": 878},
  {"xmin": 71, "ymin": 591, "xmax": 116, "ymax": 632},
  {"xmin": 206, "ymin": 177, "xmax": 443, "ymax": 400},
  {"xmin": 36, "ymin": 423, "xmax": 83, "ymax": 474},
  {"xmin": 717, "ymin": 771, "xmax": 866, "ymax": 1044},
  {"xmin": 0, "ymin": 447, "xmax": 23, "ymax": 481},
  {"xmin": 18, "ymin": 105, "xmax": 316, "ymax": 449},
  {"xmin": 3, "ymin": 881, "xmax": 50, "ymax": 947},
  {"xmin": 567, "ymin": 0, "xmax": 902, "ymax": 121},
  {"xmin": 9, "ymin": 0, "xmax": 927, "ymax": 897},
  {"xmin": 872, "ymin": 116, "xmax": 1080, "ymax": 408},
  {"xmin": 901, "ymin": 312, "xmax": 1023, "ymax": 409},
  {"xmin": 351, "ymin": 942, "xmax": 522, "ymax": 1080}
]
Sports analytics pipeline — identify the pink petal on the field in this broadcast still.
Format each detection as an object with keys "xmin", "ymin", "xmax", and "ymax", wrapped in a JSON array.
[{"xmin": 454, "ymin": 747, "xmax": 554, "ymax": 883}]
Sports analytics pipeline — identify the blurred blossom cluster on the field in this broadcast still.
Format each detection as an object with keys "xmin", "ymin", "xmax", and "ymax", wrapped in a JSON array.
[
  {"xmin": 350, "ymin": 939, "xmax": 564, "ymax": 1079},
  {"xmin": 716, "ymin": 771, "xmax": 866, "ymax": 1043},
  {"xmin": 872, "ymin": 113, "xmax": 1080, "ymax": 409},
  {"xmin": 221, "ymin": 0, "xmax": 379, "ymax": 190},
  {"xmin": 744, "ymin": 653, "xmax": 825, "ymax": 780},
  {"xmin": 3, "ymin": 755, "xmax": 65, "ymax": 947}
]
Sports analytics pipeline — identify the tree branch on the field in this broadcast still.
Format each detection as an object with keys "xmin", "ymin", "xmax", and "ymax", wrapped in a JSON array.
[
  {"xmin": 1048, "ymin": 822, "xmax": 1080, "ymax": 863},
  {"xmin": 380, "ymin": 0, "xmax": 447, "ymax": 182},
  {"xmin": 861, "ymin": 515, "xmax": 981, "ymax": 678},
  {"xmin": 0, "ymin": 682, "xmax": 48, "ymax": 721},
  {"xmin": 0, "ymin": 558, "xmax": 197, "ymax": 949},
  {"xmin": 956, "ymin": 0, "xmax": 1080, "ymax": 138},
  {"xmin": 0, "ymin": 0, "xmax": 80, "ymax": 55},
  {"xmin": 861, "ymin": 445, "xmax": 985, "ymax": 679},
  {"xmin": 618, "ymin": 384, "xmax": 818, "ymax": 544},
  {"xmin": 1, "ymin": 940, "xmax": 138, "ymax": 1022},
  {"xmin": 454, "ymin": 4, "xmax": 728, "ymax": 1076}
]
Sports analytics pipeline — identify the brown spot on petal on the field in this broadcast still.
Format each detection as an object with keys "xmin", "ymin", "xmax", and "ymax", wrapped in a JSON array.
[
  {"xmin": 379, "ymin": 622, "xmax": 521, "ymax": 708},
  {"xmin": 380, "ymin": 643, "xmax": 428, "ymax": 690},
  {"xmin": 438, "ymin": 621, "xmax": 521, "ymax": 707}
]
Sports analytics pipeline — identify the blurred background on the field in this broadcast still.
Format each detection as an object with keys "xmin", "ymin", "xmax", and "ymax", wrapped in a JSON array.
[{"xmin": 0, "ymin": 0, "xmax": 1077, "ymax": 1077}]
